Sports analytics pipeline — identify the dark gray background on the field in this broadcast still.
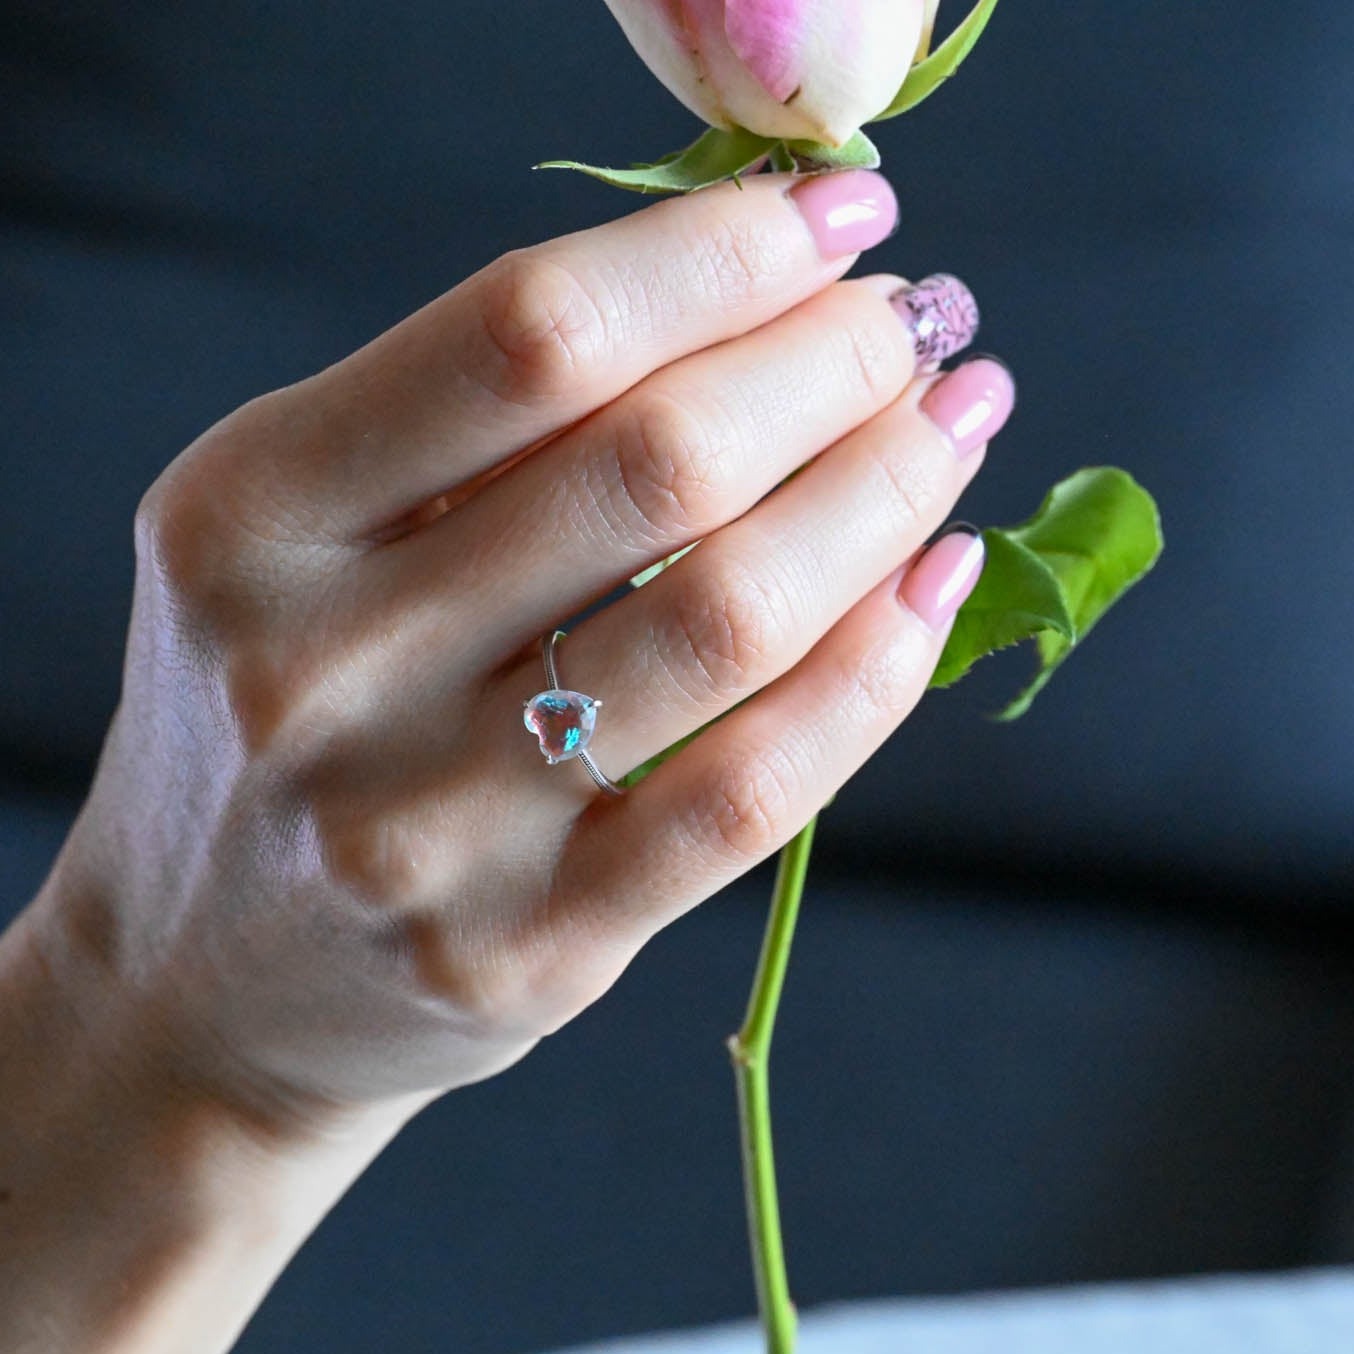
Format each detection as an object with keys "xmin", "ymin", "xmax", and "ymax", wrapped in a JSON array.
[{"xmin": 3, "ymin": 2, "xmax": 1353, "ymax": 1351}]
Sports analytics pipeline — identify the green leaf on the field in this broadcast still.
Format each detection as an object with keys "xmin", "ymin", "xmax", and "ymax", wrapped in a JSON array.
[
  {"xmin": 929, "ymin": 467, "xmax": 1163, "ymax": 719},
  {"xmin": 870, "ymin": 0, "xmax": 1002, "ymax": 122},
  {"xmin": 780, "ymin": 129, "xmax": 881, "ymax": 173},
  {"xmin": 534, "ymin": 125, "xmax": 776, "ymax": 195},
  {"xmin": 929, "ymin": 530, "xmax": 1074, "ymax": 689}
]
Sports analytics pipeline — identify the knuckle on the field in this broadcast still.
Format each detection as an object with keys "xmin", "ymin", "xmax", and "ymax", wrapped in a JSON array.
[
  {"xmin": 223, "ymin": 639, "xmax": 343, "ymax": 757},
  {"xmin": 693, "ymin": 212, "xmax": 787, "ymax": 303},
  {"xmin": 836, "ymin": 311, "xmax": 908, "ymax": 409},
  {"xmin": 316, "ymin": 809, "xmax": 543, "ymax": 1028},
  {"xmin": 477, "ymin": 250, "xmax": 609, "ymax": 406},
  {"xmin": 430, "ymin": 934, "xmax": 519, "ymax": 1024},
  {"xmin": 132, "ymin": 395, "xmax": 312, "ymax": 613},
  {"xmin": 441, "ymin": 964, "xmax": 532, "ymax": 1031},
  {"xmin": 132, "ymin": 461, "xmax": 226, "ymax": 601},
  {"xmin": 664, "ymin": 550, "xmax": 783, "ymax": 702},
  {"xmin": 606, "ymin": 389, "xmax": 726, "ymax": 544},
  {"xmin": 698, "ymin": 742, "xmax": 802, "ymax": 865},
  {"xmin": 323, "ymin": 814, "xmax": 443, "ymax": 912},
  {"xmin": 839, "ymin": 624, "xmax": 932, "ymax": 724},
  {"xmin": 865, "ymin": 438, "xmax": 945, "ymax": 531},
  {"xmin": 399, "ymin": 902, "xmax": 543, "ymax": 1031},
  {"xmin": 396, "ymin": 937, "xmax": 513, "ymax": 1030}
]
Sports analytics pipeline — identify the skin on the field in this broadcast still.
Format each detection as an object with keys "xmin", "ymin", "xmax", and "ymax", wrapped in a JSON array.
[{"xmin": 0, "ymin": 170, "xmax": 992, "ymax": 1351}]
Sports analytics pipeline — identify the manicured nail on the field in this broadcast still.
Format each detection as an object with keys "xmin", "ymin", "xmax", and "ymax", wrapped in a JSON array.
[
  {"xmin": 789, "ymin": 169, "xmax": 898, "ymax": 259},
  {"xmin": 898, "ymin": 524, "xmax": 985, "ymax": 630},
  {"xmin": 919, "ymin": 354, "xmax": 1016, "ymax": 459},
  {"xmin": 889, "ymin": 273, "xmax": 980, "ymax": 368}
]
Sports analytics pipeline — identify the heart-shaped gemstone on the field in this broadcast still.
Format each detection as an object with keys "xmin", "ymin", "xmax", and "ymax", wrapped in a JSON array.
[{"xmin": 524, "ymin": 689, "xmax": 599, "ymax": 764}]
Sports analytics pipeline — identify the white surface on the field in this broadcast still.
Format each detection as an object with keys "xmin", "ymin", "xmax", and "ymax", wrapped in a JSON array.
[{"xmin": 540, "ymin": 1268, "xmax": 1354, "ymax": 1353}]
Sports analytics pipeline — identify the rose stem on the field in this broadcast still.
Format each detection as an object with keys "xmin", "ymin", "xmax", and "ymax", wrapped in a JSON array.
[{"xmin": 727, "ymin": 813, "xmax": 817, "ymax": 1354}]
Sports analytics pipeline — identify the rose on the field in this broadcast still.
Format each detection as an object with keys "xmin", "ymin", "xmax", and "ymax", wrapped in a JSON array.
[
  {"xmin": 540, "ymin": 2, "xmax": 1007, "ymax": 193},
  {"xmin": 601, "ymin": 0, "xmax": 937, "ymax": 149},
  {"xmin": 536, "ymin": 10, "xmax": 1160, "ymax": 1354}
]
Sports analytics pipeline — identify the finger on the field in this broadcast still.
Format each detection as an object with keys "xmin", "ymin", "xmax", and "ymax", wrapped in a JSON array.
[
  {"xmin": 292, "ymin": 347, "xmax": 1003, "ymax": 853},
  {"xmin": 362, "ymin": 271, "xmax": 981, "ymax": 672},
  {"xmin": 552, "ymin": 526, "xmax": 988, "ymax": 944},
  {"xmin": 535, "ymin": 354, "xmax": 1012, "ymax": 787},
  {"xmin": 264, "ymin": 169, "xmax": 900, "ymax": 541}
]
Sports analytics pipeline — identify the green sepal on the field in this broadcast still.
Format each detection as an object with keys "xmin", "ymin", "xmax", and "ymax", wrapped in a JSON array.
[
  {"xmin": 929, "ymin": 466, "xmax": 1163, "ymax": 720},
  {"xmin": 629, "ymin": 541, "xmax": 698, "ymax": 590},
  {"xmin": 629, "ymin": 148, "xmax": 683, "ymax": 170},
  {"xmin": 871, "ymin": 0, "xmax": 1002, "ymax": 122},
  {"xmin": 768, "ymin": 141, "xmax": 797, "ymax": 173},
  {"xmin": 779, "ymin": 129, "xmax": 881, "ymax": 173},
  {"xmin": 535, "ymin": 125, "xmax": 777, "ymax": 195}
]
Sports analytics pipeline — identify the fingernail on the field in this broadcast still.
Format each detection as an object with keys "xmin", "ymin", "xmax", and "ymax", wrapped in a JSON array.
[
  {"xmin": 889, "ymin": 273, "xmax": 980, "ymax": 368},
  {"xmin": 788, "ymin": 169, "xmax": 898, "ymax": 259},
  {"xmin": 919, "ymin": 354, "xmax": 1016, "ymax": 459},
  {"xmin": 898, "ymin": 524, "xmax": 985, "ymax": 630}
]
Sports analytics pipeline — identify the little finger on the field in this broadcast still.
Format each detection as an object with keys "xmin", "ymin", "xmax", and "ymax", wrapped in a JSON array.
[{"xmin": 553, "ymin": 526, "xmax": 989, "ymax": 941}]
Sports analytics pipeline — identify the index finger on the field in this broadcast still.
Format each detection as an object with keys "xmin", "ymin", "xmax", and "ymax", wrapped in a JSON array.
[{"xmin": 277, "ymin": 168, "xmax": 899, "ymax": 539}]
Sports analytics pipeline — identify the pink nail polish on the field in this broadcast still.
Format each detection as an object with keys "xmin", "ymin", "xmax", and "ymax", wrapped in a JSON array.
[
  {"xmin": 919, "ymin": 355, "xmax": 1016, "ymax": 459},
  {"xmin": 889, "ymin": 273, "xmax": 981, "ymax": 368},
  {"xmin": 788, "ymin": 169, "xmax": 898, "ymax": 259},
  {"xmin": 898, "ymin": 526, "xmax": 985, "ymax": 630}
]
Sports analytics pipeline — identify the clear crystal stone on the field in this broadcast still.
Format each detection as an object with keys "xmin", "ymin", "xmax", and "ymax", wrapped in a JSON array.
[{"xmin": 524, "ymin": 690, "xmax": 598, "ymax": 764}]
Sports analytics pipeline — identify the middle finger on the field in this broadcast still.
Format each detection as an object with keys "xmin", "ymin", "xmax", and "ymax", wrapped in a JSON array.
[{"xmin": 362, "ymin": 271, "xmax": 980, "ymax": 671}]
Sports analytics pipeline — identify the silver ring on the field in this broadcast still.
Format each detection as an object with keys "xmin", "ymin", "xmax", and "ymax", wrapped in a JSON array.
[{"xmin": 522, "ymin": 630, "xmax": 625, "ymax": 796}]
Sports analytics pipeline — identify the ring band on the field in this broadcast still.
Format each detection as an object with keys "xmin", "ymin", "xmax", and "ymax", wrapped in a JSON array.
[{"xmin": 522, "ymin": 630, "xmax": 625, "ymax": 796}]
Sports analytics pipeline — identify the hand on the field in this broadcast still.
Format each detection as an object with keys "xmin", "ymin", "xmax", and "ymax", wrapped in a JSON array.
[{"xmin": 32, "ymin": 168, "xmax": 1012, "ymax": 1132}]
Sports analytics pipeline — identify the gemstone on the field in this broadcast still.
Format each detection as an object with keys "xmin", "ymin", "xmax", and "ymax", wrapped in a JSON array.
[{"xmin": 523, "ymin": 689, "xmax": 599, "ymax": 764}]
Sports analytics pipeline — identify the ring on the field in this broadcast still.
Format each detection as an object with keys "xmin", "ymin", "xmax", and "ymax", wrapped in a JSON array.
[{"xmin": 522, "ymin": 630, "xmax": 626, "ymax": 796}]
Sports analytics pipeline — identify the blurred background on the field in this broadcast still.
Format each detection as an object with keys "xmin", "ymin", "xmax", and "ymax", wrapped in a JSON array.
[{"xmin": 3, "ymin": 1, "xmax": 1353, "ymax": 1350}]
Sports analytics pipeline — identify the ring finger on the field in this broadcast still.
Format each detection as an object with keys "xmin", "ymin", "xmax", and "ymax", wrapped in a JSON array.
[{"xmin": 511, "ymin": 351, "xmax": 1016, "ymax": 802}]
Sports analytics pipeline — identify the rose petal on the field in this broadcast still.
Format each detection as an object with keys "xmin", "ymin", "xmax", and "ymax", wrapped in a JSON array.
[{"xmin": 723, "ymin": 0, "xmax": 811, "ymax": 103}]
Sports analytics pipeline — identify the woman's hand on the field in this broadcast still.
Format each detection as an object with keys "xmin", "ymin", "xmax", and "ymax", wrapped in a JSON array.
[
  {"xmin": 1, "ymin": 165, "xmax": 1013, "ymax": 1351},
  {"xmin": 29, "ymin": 167, "xmax": 1011, "ymax": 1130}
]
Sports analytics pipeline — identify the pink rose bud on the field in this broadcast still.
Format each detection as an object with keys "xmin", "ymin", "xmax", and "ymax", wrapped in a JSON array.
[{"xmin": 603, "ymin": 0, "xmax": 931, "ymax": 149}]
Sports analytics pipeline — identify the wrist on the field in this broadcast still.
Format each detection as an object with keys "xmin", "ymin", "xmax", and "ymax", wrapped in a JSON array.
[{"xmin": 1, "ymin": 857, "xmax": 426, "ymax": 1353}]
